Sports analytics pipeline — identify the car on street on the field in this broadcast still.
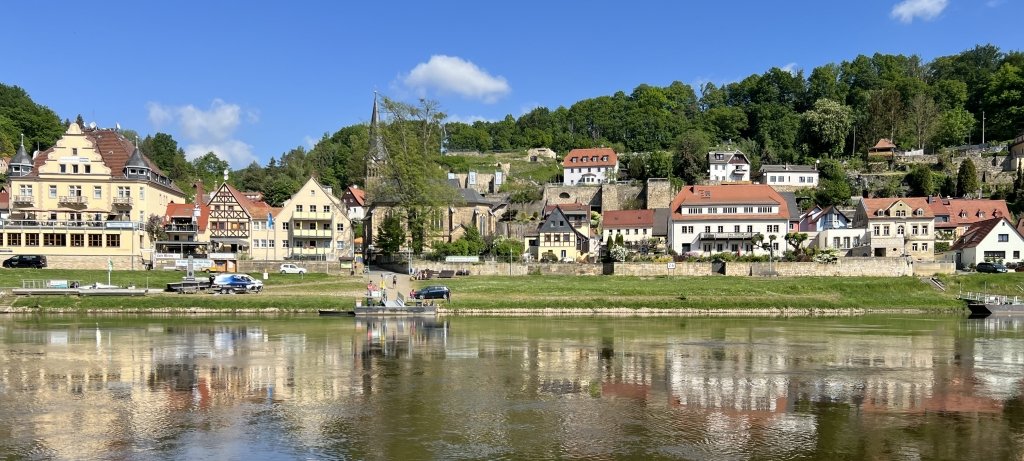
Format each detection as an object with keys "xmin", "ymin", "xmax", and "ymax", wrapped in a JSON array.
[
  {"xmin": 414, "ymin": 285, "xmax": 450, "ymax": 300},
  {"xmin": 2, "ymin": 255, "xmax": 47, "ymax": 268},
  {"xmin": 210, "ymin": 273, "xmax": 264, "ymax": 294},
  {"xmin": 279, "ymin": 263, "xmax": 307, "ymax": 274},
  {"xmin": 976, "ymin": 262, "xmax": 1008, "ymax": 273}
]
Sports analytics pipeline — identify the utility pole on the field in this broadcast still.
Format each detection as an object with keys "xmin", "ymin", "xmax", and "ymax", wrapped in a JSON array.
[{"xmin": 982, "ymin": 111, "xmax": 986, "ymax": 145}]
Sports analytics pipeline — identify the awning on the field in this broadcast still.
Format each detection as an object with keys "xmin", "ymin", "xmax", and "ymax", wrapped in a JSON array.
[{"xmin": 211, "ymin": 237, "xmax": 249, "ymax": 246}]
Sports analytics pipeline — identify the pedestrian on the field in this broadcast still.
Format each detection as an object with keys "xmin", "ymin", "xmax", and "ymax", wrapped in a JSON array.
[{"xmin": 392, "ymin": 275, "xmax": 397, "ymax": 288}]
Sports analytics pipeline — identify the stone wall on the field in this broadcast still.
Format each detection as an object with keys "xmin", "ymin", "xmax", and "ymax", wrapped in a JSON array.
[
  {"xmin": 726, "ymin": 257, "xmax": 912, "ymax": 276},
  {"xmin": 543, "ymin": 185, "xmax": 601, "ymax": 207},
  {"xmin": 644, "ymin": 178, "xmax": 676, "ymax": 209},
  {"xmin": 237, "ymin": 260, "xmax": 355, "ymax": 275},
  {"xmin": 46, "ymin": 255, "xmax": 142, "ymax": 271}
]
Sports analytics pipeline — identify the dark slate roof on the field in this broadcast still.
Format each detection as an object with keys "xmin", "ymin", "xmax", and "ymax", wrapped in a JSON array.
[
  {"xmin": 538, "ymin": 207, "xmax": 577, "ymax": 234},
  {"xmin": 10, "ymin": 139, "xmax": 31, "ymax": 165},
  {"xmin": 778, "ymin": 191, "xmax": 802, "ymax": 220},
  {"xmin": 760, "ymin": 164, "xmax": 819, "ymax": 173},
  {"xmin": 652, "ymin": 208, "xmax": 670, "ymax": 237},
  {"xmin": 125, "ymin": 144, "xmax": 149, "ymax": 168}
]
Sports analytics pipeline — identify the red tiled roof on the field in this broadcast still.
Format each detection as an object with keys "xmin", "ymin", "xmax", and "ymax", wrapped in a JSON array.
[
  {"xmin": 860, "ymin": 197, "xmax": 935, "ymax": 218},
  {"xmin": 26, "ymin": 128, "xmax": 181, "ymax": 193},
  {"xmin": 213, "ymin": 183, "xmax": 274, "ymax": 219},
  {"xmin": 0, "ymin": 187, "xmax": 8, "ymax": 210},
  {"xmin": 670, "ymin": 184, "xmax": 789, "ymax": 221},
  {"xmin": 544, "ymin": 202, "xmax": 590, "ymax": 214},
  {"xmin": 945, "ymin": 199, "xmax": 1010, "ymax": 227},
  {"xmin": 870, "ymin": 138, "xmax": 896, "ymax": 150},
  {"xmin": 562, "ymin": 148, "xmax": 618, "ymax": 168},
  {"xmin": 603, "ymin": 209, "xmax": 655, "ymax": 229},
  {"xmin": 165, "ymin": 202, "xmax": 210, "ymax": 232},
  {"xmin": 346, "ymin": 185, "xmax": 365, "ymax": 206}
]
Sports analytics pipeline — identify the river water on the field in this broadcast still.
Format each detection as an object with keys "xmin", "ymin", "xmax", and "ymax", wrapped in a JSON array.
[{"xmin": 1, "ymin": 314, "xmax": 1023, "ymax": 460}]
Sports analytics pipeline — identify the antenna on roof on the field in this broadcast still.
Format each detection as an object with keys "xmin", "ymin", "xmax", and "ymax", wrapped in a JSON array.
[
  {"xmin": 88, "ymin": 122, "xmax": 97, "ymax": 130},
  {"xmin": 223, "ymin": 168, "xmax": 229, "ymax": 182},
  {"xmin": 115, "ymin": 122, "xmax": 121, "ymax": 132}
]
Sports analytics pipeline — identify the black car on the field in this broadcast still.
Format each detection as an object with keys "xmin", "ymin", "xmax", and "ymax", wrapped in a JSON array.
[
  {"xmin": 976, "ymin": 262, "xmax": 1008, "ymax": 273},
  {"xmin": 2, "ymin": 255, "xmax": 47, "ymax": 268},
  {"xmin": 414, "ymin": 285, "xmax": 450, "ymax": 300}
]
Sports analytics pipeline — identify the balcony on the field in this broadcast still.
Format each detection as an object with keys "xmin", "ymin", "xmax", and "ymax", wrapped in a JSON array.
[
  {"xmin": 698, "ymin": 232, "xmax": 757, "ymax": 240},
  {"xmin": 292, "ymin": 228, "xmax": 332, "ymax": 238},
  {"xmin": 58, "ymin": 195, "xmax": 87, "ymax": 205},
  {"xmin": 164, "ymin": 224, "xmax": 199, "ymax": 233},
  {"xmin": 13, "ymin": 195, "xmax": 34, "ymax": 204},
  {"xmin": 291, "ymin": 247, "xmax": 335, "ymax": 257},
  {"xmin": 112, "ymin": 197, "xmax": 133, "ymax": 206},
  {"xmin": 292, "ymin": 211, "xmax": 332, "ymax": 220}
]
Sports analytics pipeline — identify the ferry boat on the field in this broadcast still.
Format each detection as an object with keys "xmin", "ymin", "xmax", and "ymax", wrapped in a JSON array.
[
  {"xmin": 959, "ymin": 291, "xmax": 1024, "ymax": 316},
  {"xmin": 318, "ymin": 290, "xmax": 438, "ymax": 317}
]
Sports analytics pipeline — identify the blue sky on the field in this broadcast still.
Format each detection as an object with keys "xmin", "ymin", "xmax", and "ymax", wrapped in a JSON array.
[{"xmin": 3, "ymin": 0, "xmax": 1021, "ymax": 167}]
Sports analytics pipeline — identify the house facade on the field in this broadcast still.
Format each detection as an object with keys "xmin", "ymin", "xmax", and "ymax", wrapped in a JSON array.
[
  {"xmin": 853, "ymin": 198, "xmax": 935, "ymax": 260},
  {"xmin": 1, "ymin": 123, "xmax": 186, "ymax": 268},
  {"xmin": 524, "ymin": 206, "xmax": 589, "ymax": 262},
  {"xmin": 342, "ymin": 185, "xmax": 366, "ymax": 222},
  {"xmin": 707, "ymin": 150, "xmax": 751, "ymax": 182},
  {"xmin": 271, "ymin": 177, "xmax": 353, "ymax": 262},
  {"xmin": 562, "ymin": 148, "xmax": 618, "ymax": 185},
  {"xmin": 928, "ymin": 197, "xmax": 1010, "ymax": 245},
  {"xmin": 667, "ymin": 184, "xmax": 789, "ymax": 256},
  {"xmin": 946, "ymin": 217, "xmax": 1024, "ymax": 268},
  {"xmin": 799, "ymin": 205, "xmax": 865, "ymax": 254},
  {"xmin": 758, "ymin": 164, "xmax": 818, "ymax": 188},
  {"xmin": 602, "ymin": 209, "xmax": 664, "ymax": 253}
]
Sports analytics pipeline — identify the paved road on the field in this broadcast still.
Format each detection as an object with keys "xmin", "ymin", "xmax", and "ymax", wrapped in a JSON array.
[{"xmin": 366, "ymin": 268, "xmax": 415, "ymax": 302}]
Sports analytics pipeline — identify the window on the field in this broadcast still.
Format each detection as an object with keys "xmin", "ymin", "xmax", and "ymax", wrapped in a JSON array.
[
  {"xmin": 72, "ymin": 164, "xmax": 79, "ymax": 173},
  {"xmin": 717, "ymin": 226, "xmax": 724, "ymax": 233},
  {"xmin": 895, "ymin": 210, "xmax": 906, "ymax": 217},
  {"xmin": 117, "ymin": 187, "xmax": 130, "ymax": 198},
  {"xmin": 69, "ymin": 186, "xmax": 82, "ymax": 197},
  {"xmin": 757, "ymin": 206, "xmax": 772, "ymax": 213},
  {"xmin": 7, "ymin": 234, "xmax": 21, "ymax": 246},
  {"xmin": 834, "ymin": 237, "xmax": 841, "ymax": 248},
  {"xmin": 912, "ymin": 243, "xmax": 919, "ymax": 251},
  {"xmin": 49, "ymin": 185, "xmax": 57, "ymax": 198},
  {"xmin": 336, "ymin": 223, "xmax": 345, "ymax": 231},
  {"xmin": 704, "ymin": 226, "xmax": 711, "ymax": 233},
  {"xmin": 310, "ymin": 205, "xmax": 317, "ymax": 213},
  {"xmin": 723, "ymin": 207, "xmax": 737, "ymax": 214},
  {"xmin": 912, "ymin": 225, "xmax": 919, "ymax": 235},
  {"xmin": 922, "ymin": 243, "xmax": 929, "ymax": 251},
  {"xmin": 89, "ymin": 234, "xmax": 102, "ymax": 247},
  {"xmin": 85, "ymin": 165, "xmax": 91, "ymax": 174},
  {"xmin": 734, "ymin": 225, "xmax": 740, "ymax": 232},
  {"xmin": 139, "ymin": 187, "xmax": 145, "ymax": 200},
  {"xmin": 93, "ymin": 186, "xmax": 102, "ymax": 199},
  {"xmin": 747, "ymin": 225, "xmax": 753, "ymax": 233},
  {"xmin": 25, "ymin": 233, "xmax": 39, "ymax": 246},
  {"xmin": 296, "ymin": 205, "xmax": 303, "ymax": 212},
  {"xmin": 323, "ymin": 205, "xmax": 330, "ymax": 213},
  {"xmin": 106, "ymin": 234, "xmax": 121, "ymax": 247},
  {"xmin": 60, "ymin": 164, "xmax": 66, "ymax": 173},
  {"xmin": 843, "ymin": 237, "xmax": 851, "ymax": 248},
  {"xmin": 72, "ymin": 148, "xmax": 78, "ymax": 156},
  {"xmin": 767, "ymin": 225, "xmax": 780, "ymax": 233},
  {"xmin": 282, "ymin": 240, "xmax": 290, "ymax": 248},
  {"xmin": 19, "ymin": 185, "xmax": 32, "ymax": 195},
  {"xmin": 681, "ymin": 226, "xmax": 693, "ymax": 233},
  {"xmin": 310, "ymin": 189, "xmax": 316, "ymax": 196},
  {"xmin": 897, "ymin": 226, "xmax": 904, "ymax": 235},
  {"xmin": 1015, "ymin": 251, "xmax": 1020, "ymax": 259},
  {"xmin": 743, "ymin": 207, "xmax": 754, "ymax": 213},
  {"xmin": 999, "ymin": 234, "xmax": 1009, "ymax": 242},
  {"xmin": 883, "ymin": 226, "xmax": 890, "ymax": 236},
  {"xmin": 322, "ymin": 223, "xmax": 330, "ymax": 230},
  {"xmin": 43, "ymin": 234, "xmax": 66, "ymax": 246},
  {"xmin": 283, "ymin": 222, "xmax": 290, "ymax": 230},
  {"xmin": 71, "ymin": 235, "xmax": 84, "ymax": 247},
  {"xmin": 688, "ymin": 207, "xmax": 702, "ymax": 214}
]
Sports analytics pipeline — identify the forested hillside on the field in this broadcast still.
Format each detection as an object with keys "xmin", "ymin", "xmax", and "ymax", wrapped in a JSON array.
[{"xmin": 2, "ymin": 45, "xmax": 1023, "ymax": 205}]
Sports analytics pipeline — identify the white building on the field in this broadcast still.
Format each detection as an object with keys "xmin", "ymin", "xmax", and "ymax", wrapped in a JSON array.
[
  {"xmin": 946, "ymin": 217, "xmax": 1024, "ymax": 268},
  {"xmin": 708, "ymin": 150, "xmax": 751, "ymax": 182},
  {"xmin": 758, "ymin": 164, "xmax": 819, "ymax": 187},
  {"xmin": 668, "ymin": 184, "xmax": 790, "ymax": 256},
  {"xmin": 562, "ymin": 148, "xmax": 618, "ymax": 185}
]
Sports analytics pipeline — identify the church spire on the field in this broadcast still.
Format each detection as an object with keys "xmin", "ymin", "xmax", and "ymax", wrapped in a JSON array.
[{"xmin": 367, "ymin": 92, "xmax": 389, "ymax": 179}]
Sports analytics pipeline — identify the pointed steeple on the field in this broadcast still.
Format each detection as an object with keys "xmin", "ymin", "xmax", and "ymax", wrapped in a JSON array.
[
  {"xmin": 367, "ymin": 92, "xmax": 389, "ymax": 178},
  {"xmin": 8, "ymin": 134, "xmax": 33, "ymax": 177}
]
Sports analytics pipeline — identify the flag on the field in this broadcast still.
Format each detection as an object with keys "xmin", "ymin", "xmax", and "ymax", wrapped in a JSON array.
[{"xmin": 267, "ymin": 212, "xmax": 273, "ymax": 228}]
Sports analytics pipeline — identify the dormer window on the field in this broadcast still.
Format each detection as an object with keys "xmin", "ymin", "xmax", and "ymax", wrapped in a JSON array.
[
  {"xmin": 978, "ymin": 211, "xmax": 985, "ymax": 218},
  {"xmin": 959, "ymin": 211, "xmax": 967, "ymax": 218},
  {"xmin": 601, "ymin": 155, "xmax": 608, "ymax": 161},
  {"xmin": 876, "ymin": 209, "xmax": 885, "ymax": 216},
  {"xmin": 914, "ymin": 208, "xmax": 924, "ymax": 216},
  {"xmin": 72, "ymin": 148, "xmax": 78, "ymax": 156},
  {"xmin": 591, "ymin": 156, "xmax": 597, "ymax": 161}
]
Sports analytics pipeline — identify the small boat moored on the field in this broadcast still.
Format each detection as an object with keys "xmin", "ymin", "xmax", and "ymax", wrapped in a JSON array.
[{"xmin": 959, "ymin": 291, "xmax": 1024, "ymax": 317}]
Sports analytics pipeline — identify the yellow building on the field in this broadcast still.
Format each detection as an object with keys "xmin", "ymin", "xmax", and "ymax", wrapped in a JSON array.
[
  {"xmin": 269, "ymin": 177, "xmax": 353, "ymax": 262},
  {"xmin": 2, "ymin": 123, "xmax": 186, "ymax": 269},
  {"xmin": 524, "ymin": 206, "xmax": 590, "ymax": 262}
]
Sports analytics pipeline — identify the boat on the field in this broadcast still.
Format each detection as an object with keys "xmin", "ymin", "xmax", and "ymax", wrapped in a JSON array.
[
  {"xmin": 322, "ymin": 291, "xmax": 439, "ymax": 317},
  {"xmin": 959, "ymin": 291, "xmax": 1024, "ymax": 316}
]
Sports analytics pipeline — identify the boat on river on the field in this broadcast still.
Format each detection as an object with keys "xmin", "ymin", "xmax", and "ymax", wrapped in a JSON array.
[
  {"xmin": 318, "ymin": 290, "xmax": 438, "ymax": 317},
  {"xmin": 959, "ymin": 291, "xmax": 1024, "ymax": 316}
]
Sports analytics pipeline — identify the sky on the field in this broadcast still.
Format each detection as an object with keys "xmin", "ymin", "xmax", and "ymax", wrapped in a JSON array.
[{"xmin": 2, "ymin": 0, "xmax": 1022, "ymax": 168}]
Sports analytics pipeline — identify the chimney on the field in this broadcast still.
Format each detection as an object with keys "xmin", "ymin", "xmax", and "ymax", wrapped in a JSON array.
[{"xmin": 194, "ymin": 180, "xmax": 205, "ymax": 207}]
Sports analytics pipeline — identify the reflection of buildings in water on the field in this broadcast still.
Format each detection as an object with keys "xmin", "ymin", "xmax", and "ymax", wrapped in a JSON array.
[{"xmin": 354, "ymin": 317, "xmax": 448, "ymax": 359}]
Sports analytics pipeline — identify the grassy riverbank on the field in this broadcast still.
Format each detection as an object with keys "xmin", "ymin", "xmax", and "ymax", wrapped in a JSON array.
[{"xmin": 3, "ymin": 269, "xmax": 1015, "ymax": 313}]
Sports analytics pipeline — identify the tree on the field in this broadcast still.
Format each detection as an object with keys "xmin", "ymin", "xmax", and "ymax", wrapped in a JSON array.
[
  {"xmin": 802, "ymin": 98, "xmax": 853, "ymax": 156},
  {"xmin": 814, "ymin": 179, "xmax": 852, "ymax": 207},
  {"xmin": 906, "ymin": 93, "xmax": 938, "ymax": 149},
  {"xmin": 375, "ymin": 213, "xmax": 406, "ymax": 256},
  {"xmin": 672, "ymin": 129, "xmax": 711, "ymax": 184},
  {"xmin": 192, "ymin": 152, "xmax": 230, "ymax": 189},
  {"xmin": 144, "ymin": 214, "xmax": 168, "ymax": 243},
  {"xmin": 784, "ymin": 232, "xmax": 809, "ymax": 256},
  {"xmin": 932, "ymin": 108, "xmax": 975, "ymax": 147},
  {"xmin": 905, "ymin": 164, "xmax": 935, "ymax": 196},
  {"xmin": 984, "ymin": 62, "xmax": 1024, "ymax": 141},
  {"xmin": 957, "ymin": 159, "xmax": 980, "ymax": 198}
]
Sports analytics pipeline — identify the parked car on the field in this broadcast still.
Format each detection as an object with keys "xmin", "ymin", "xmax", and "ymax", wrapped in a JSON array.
[
  {"xmin": 279, "ymin": 263, "xmax": 307, "ymax": 274},
  {"xmin": 2, "ymin": 255, "xmax": 47, "ymax": 268},
  {"xmin": 976, "ymin": 262, "xmax": 1008, "ymax": 273},
  {"xmin": 414, "ymin": 285, "xmax": 450, "ymax": 300},
  {"xmin": 210, "ymin": 273, "xmax": 264, "ymax": 294}
]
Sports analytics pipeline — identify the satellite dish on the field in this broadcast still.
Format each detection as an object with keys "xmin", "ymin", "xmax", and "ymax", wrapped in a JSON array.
[
  {"xmin": 88, "ymin": 122, "xmax": 97, "ymax": 129},
  {"xmin": 115, "ymin": 122, "xmax": 121, "ymax": 131}
]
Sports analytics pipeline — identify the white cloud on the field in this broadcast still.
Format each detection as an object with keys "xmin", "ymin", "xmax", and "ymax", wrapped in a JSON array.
[
  {"xmin": 780, "ymin": 62, "xmax": 799, "ymax": 75},
  {"xmin": 891, "ymin": 0, "xmax": 948, "ymax": 23},
  {"xmin": 303, "ymin": 136, "xmax": 317, "ymax": 149},
  {"xmin": 146, "ymin": 99, "xmax": 257, "ymax": 166},
  {"xmin": 183, "ymin": 140, "xmax": 255, "ymax": 167},
  {"xmin": 402, "ymin": 55, "xmax": 510, "ymax": 103},
  {"xmin": 445, "ymin": 114, "xmax": 495, "ymax": 124}
]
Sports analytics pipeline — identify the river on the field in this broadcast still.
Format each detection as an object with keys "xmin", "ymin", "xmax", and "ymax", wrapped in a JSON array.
[{"xmin": 0, "ymin": 314, "xmax": 1022, "ymax": 460}]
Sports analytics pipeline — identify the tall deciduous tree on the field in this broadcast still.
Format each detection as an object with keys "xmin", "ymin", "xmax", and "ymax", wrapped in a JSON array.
[
  {"xmin": 906, "ymin": 93, "xmax": 938, "ymax": 149},
  {"xmin": 802, "ymin": 98, "xmax": 853, "ymax": 156},
  {"xmin": 375, "ymin": 214, "xmax": 406, "ymax": 256}
]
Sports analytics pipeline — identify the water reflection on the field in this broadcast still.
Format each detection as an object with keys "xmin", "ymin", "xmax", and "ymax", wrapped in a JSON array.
[{"xmin": 0, "ymin": 315, "xmax": 1021, "ymax": 460}]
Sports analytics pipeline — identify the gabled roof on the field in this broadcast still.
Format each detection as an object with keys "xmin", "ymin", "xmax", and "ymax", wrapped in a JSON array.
[
  {"xmin": 345, "ymin": 185, "xmax": 365, "ymax": 206},
  {"xmin": 950, "ymin": 217, "xmax": 1021, "ymax": 251},
  {"xmin": 603, "ymin": 209, "xmax": 655, "ymax": 229},
  {"xmin": 652, "ymin": 208, "xmax": 670, "ymax": 237},
  {"xmin": 945, "ymin": 199, "xmax": 1010, "ymax": 227},
  {"xmin": 859, "ymin": 197, "xmax": 934, "ymax": 218},
  {"xmin": 708, "ymin": 150, "xmax": 750, "ymax": 165},
  {"xmin": 562, "ymin": 148, "xmax": 617, "ymax": 168},
  {"xmin": 670, "ymin": 184, "xmax": 789, "ymax": 221},
  {"xmin": 211, "ymin": 183, "xmax": 273, "ymax": 218},
  {"xmin": 808, "ymin": 205, "xmax": 849, "ymax": 225},
  {"xmin": 777, "ymin": 191, "xmax": 802, "ymax": 220},
  {"xmin": 538, "ymin": 207, "xmax": 580, "ymax": 234},
  {"xmin": 165, "ymin": 202, "xmax": 210, "ymax": 232},
  {"xmin": 9, "ymin": 137, "xmax": 31, "ymax": 166}
]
